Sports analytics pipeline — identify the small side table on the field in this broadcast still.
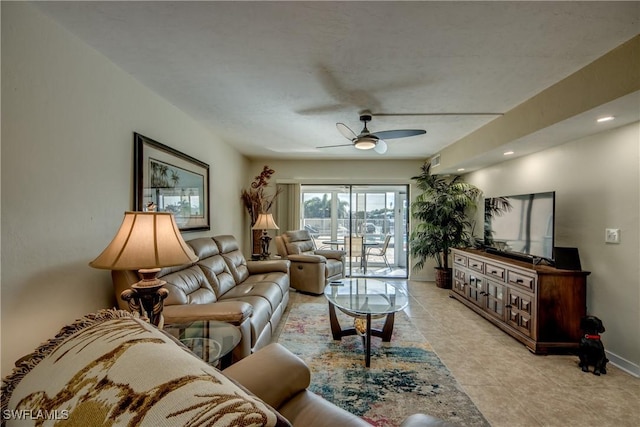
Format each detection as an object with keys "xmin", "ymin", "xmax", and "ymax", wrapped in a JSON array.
[{"xmin": 164, "ymin": 320, "xmax": 241, "ymax": 368}]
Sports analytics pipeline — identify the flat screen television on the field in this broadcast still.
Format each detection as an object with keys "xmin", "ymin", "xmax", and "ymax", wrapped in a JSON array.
[{"xmin": 484, "ymin": 191, "xmax": 555, "ymax": 260}]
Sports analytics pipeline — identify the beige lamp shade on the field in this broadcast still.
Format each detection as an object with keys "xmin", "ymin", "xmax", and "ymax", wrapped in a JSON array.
[
  {"xmin": 252, "ymin": 213, "xmax": 279, "ymax": 230},
  {"xmin": 90, "ymin": 211, "xmax": 198, "ymax": 270}
]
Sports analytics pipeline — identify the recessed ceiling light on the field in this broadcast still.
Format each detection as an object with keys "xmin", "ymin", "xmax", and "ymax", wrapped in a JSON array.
[
  {"xmin": 457, "ymin": 168, "xmax": 465, "ymax": 172},
  {"xmin": 597, "ymin": 116, "xmax": 615, "ymax": 123},
  {"xmin": 503, "ymin": 151, "xmax": 514, "ymax": 156}
]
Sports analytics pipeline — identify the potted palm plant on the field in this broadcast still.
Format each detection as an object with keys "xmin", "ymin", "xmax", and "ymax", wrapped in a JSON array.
[{"xmin": 410, "ymin": 160, "xmax": 482, "ymax": 288}]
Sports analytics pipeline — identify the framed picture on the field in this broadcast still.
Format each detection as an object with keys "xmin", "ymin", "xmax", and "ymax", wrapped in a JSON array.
[{"xmin": 134, "ymin": 133, "xmax": 210, "ymax": 231}]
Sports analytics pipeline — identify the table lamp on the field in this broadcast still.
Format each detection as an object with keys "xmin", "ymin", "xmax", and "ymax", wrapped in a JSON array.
[
  {"xmin": 252, "ymin": 213, "xmax": 279, "ymax": 260},
  {"xmin": 90, "ymin": 211, "xmax": 198, "ymax": 326}
]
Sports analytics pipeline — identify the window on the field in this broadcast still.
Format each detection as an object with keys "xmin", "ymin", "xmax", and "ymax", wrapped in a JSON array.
[{"xmin": 301, "ymin": 185, "xmax": 408, "ymax": 278}]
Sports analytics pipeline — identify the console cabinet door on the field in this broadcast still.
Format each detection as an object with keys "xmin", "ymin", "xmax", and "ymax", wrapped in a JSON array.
[
  {"xmin": 453, "ymin": 267, "xmax": 466, "ymax": 296},
  {"xmin": 484, "ymin": 280, "xmax": 505, "ymax": 321},
  {"xmin": 467, "ymin": 275, "xmax": 484, "ymax": 307},
  {"xmin": 506, "ymin": 288, "xmax": 534, "ymax": 338}
]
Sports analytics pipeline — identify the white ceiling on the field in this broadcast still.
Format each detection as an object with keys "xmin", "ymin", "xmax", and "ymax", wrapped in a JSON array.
[{"xmin": 34, "ymin": 1, "xmax": 640, "ymax": 164}]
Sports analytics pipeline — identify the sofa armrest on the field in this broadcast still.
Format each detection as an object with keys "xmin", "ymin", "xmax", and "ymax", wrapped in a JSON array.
[
  {"xmin": 314, "ymin": 249, "xmax": 345, "ymax": 260},
  {"xmin": 223, "ymin": 343, "xmax": 310, "ymax": 410},
  {"xmin": 277, "ymin": 390, "xmax": 371, "ymax": 427},
  {"xmin": 163, "ymin": 301, "xmax": 253, "ymax": 324},
  {"xmin": 287, "ymin": 254, "xmax": 327, "ymax": 263},
  {"xmin": 247, "ymin": 259, "xmax": 291, "ymax": 274}
]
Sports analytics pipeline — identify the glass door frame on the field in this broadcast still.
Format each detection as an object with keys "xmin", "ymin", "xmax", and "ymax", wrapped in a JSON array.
[{"xmin": 300, "ymin": 184, "xmax": 409, "ymax": 279}]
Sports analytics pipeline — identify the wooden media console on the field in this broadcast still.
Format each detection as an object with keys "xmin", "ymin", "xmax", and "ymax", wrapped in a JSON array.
[{"xmin": 450, "ymin": 248, "xmax": 589, "ymax": 354}]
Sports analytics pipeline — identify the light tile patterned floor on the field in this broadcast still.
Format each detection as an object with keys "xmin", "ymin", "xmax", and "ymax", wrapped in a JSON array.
[{"xmin": 273, "ymin": 281, "xmax": 640, "ymax": 427}]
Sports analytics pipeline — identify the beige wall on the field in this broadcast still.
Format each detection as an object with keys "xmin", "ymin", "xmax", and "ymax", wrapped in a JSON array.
[
  {"xmin": 465, "ymin": 122, "xmax": 640, "ymax": 375},
  {"xmin": 1, "ymin": 3, "xmax": 248, "ymax": 376}
]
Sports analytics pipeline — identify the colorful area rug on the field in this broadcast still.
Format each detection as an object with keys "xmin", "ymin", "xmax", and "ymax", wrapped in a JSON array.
[{"xmin": 277, "ymin": 302, "xmax": 489, "ymax": 427}]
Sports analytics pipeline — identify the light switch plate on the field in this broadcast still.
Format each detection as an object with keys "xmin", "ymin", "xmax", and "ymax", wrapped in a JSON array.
[{"xmin": 605, "ymin": 228, "xmax": 620, "ymax": 244}]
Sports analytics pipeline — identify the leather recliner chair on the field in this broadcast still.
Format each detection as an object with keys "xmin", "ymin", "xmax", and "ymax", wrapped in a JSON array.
[{"xmin": 275, "ymin": 229, "xmax": 345, "ymax": 295}]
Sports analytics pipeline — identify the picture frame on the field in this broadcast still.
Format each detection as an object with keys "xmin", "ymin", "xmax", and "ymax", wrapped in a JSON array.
[{"xmin": 134, "ymin": 133, "xmax": 210, "ymax": 231}]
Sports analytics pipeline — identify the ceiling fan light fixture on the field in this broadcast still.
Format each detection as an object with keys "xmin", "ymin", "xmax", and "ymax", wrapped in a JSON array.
[{"xmin": 354, "ymin": 137, "xmax": 377, "ymax": 150}]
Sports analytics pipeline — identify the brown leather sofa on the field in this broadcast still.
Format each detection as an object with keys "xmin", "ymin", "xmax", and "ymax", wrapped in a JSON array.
[
  {"xmin": 2, "ymin": 310, "xmax": 452, "ymax": 427},
  {"xmin": 112, "ymin": 235, "xmax": 290, "ymax": 361},
  {"xmin": 275, "ymin": 229, "xmax": 344, "ymax": 295}
]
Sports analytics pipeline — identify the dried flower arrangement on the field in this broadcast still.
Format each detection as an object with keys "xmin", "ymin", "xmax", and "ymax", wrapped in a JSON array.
[{"xmin": 241, "ymin": 165, "xmax": 283, "ymax": 253}]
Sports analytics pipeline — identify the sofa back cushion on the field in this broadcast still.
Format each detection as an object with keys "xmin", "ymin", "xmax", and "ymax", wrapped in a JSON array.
[
  {"xmin": 187, "ymin": 237, "xmax": 220, "ymax": 259},
  {"xmin": 187, "ymin": 238, "xmax": 236, "ymax": 297},
  {"xmin": 284, "ymin": 230, "xmax": 315, "ymax": 255},
  {"xmin": 1, "ymin": 310, "xmax": 288, "ymax": 427},
  {"xmin": 160, "ymin": 265, "xmax": 217, "ymax": 305},
  {"xmin": 213, "ymin": 235, "xmax": 249, "ymax": 284}
]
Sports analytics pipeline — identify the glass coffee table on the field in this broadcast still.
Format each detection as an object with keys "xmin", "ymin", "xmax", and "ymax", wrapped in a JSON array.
[
  {"xmin": 164, "ymin": 320, "xmax": 241, "ymax": 368},
  {"xmin": 324, "ymin": 278, "xmax": 409, "ymax": 367}
]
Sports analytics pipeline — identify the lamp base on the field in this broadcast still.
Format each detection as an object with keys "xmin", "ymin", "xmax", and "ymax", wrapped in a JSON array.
[
  {"xmin": 120, "ymin": 268, "xmax": 169, "ymax": 327},
  {"xmin": 259, "ymin": 231, "xmax": 272, "ymax": 260}
]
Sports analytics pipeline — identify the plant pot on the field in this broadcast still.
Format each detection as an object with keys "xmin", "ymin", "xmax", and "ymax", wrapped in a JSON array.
[{"xmin": 435, "ymin": 267, "xmax": 452, "ymax": 289}]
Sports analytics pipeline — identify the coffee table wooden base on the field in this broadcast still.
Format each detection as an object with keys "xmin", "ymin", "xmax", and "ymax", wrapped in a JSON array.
[{"xmin": 328, "ymin": 301, "xmax": 396, "ymax": 367}]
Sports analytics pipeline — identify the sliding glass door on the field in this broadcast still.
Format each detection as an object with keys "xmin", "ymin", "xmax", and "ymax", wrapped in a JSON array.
[{"xmin": 301, "ymin": 184, "xmax": 408, "ymax": 279}]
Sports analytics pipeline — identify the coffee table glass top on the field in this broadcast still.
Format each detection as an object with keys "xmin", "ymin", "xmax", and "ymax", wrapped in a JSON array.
[
  {"xmin": 324, "ymin": 278, "xmax": 409, "ymax": 316},
  {"xmin": 164, "ymin": 320, "xmax": 241, "ymax": 365}
]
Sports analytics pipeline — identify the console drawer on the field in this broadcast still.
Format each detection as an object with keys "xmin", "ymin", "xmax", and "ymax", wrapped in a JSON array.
[
  {"xmin": 508, "ymin": 271, "xmax": 535, "ymax": 291},
  {"xmin": 485, "ymin": 263, "xmax": 505, "ymax": 282},
  {"xmin": 468, "ymin": 257, "xmax": 484, "ymax": 273},
  {"xmin": 454, "ymin": 253, "xmax": 467, "ymax": 266}
]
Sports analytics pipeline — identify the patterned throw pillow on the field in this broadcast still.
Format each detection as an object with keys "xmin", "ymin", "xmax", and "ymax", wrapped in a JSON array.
[{"xmin": 1, "ymin": 310, "xmax": 289, "ymax": 426}]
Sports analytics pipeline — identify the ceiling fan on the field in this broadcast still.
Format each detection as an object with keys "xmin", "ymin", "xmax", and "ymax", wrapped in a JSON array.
[{"xmin": 317, "ymin": 113, "xmax": 426, "ymax": 154}]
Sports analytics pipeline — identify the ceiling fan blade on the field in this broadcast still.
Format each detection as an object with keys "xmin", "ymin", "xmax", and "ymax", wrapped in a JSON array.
[
  {"xmin": 316, "ymin": 143, "xmax": 354, "ymax": 149},
  {"xmin": 374, "ymin": 139, "xmax": 387, "ymax": 154},
  {"xmin": 371, "ymin": 129, "xmax": 426, "ymax": 140},
  {"xmin": 336, "ymin": 122, "xmax": 357, "ymax": 140}
]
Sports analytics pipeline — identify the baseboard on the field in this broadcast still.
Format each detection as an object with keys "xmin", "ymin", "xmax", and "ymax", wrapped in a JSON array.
[{"xmin": 606, "ymin": 349, "xmax": 640, "ymax": 378}]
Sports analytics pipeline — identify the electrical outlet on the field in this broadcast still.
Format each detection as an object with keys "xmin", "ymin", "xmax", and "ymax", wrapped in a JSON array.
[{"xmin": 605, "ymin": 228, "xmax": 620, "ymax": 244}]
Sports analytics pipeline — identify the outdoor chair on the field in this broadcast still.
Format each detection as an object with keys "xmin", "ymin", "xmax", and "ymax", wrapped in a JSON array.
[
  {"xmin": 366, "ymin": 234, "xmax": 392, "ymax": 271},
  {"xmin": 344, "ymin": 235, "xmax": 364, "ymax": 272}
]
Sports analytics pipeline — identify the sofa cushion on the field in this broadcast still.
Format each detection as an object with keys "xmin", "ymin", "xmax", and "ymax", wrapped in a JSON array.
[
  {"xmin": 187, "ymin": 237, "xmax": 237, "ymax": 297},
  {"xmin": 217, "ymin": 295, "xmax": 273, "ymax": 345},
  {"xmin": 161, "ymin": 265, "xmax": 217, "ymax": 305},
  {"xmin": 187, "ymin": 237, "xmax": 220, "ymax": 259},
  {"xmin": 286, "ymin": 239, "xmax": 315, "ymax": 255},
  {"xmin": 214, "ymin": 235, "xmax": 250, "ymax": 284},
  {"xmin": 243, "ymin": 272, "xmax": 290, "ymax": 298},
  {"xmin": 223, "ymin": 282, "xmax": 284, "ymax": 312},
  {"xmin": 196, "ymin": 253, "xmax": 237, "ymax": 297},
  {"xmin": 0, "ymin": 310, "xmax": 288, "ymax": 427}
]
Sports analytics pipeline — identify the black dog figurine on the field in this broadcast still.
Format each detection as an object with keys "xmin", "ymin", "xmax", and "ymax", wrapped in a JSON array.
[{"xmin": 578, "ymin": 315, "xmax": 608, "ymax": 375}]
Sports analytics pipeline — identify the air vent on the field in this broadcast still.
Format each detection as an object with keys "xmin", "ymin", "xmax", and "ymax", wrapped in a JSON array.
[{"xmin": 431, "ymin": 154, "xmax": 441, "ymax": 167}]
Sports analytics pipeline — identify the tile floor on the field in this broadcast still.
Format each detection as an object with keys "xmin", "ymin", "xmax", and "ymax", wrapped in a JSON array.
[{"xmin": 274, "ymin": 280, "xmax": 640, "ymax": 427}]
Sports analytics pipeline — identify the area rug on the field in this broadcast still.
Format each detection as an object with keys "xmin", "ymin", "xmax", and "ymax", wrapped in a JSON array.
[{"xmin": 277, "ymin": 302, "xmax": 490, "ymax": 427}]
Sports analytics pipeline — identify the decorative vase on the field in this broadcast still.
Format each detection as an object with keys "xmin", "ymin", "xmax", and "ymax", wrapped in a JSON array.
[
  {"xmin": 435, "ymin": 267, "xmax": 452, "ymax": 289},
  {"xmin": 252, "ymin": 229, "xmax": 263, "ymax": 256}
]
